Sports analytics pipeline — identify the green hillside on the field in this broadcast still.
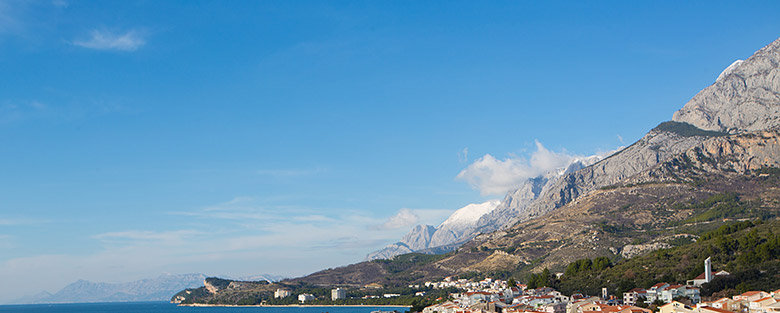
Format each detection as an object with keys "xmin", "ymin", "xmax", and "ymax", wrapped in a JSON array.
[{"xmin": 549, "ymin": 219, "xmax": 780, "ymax": 297}]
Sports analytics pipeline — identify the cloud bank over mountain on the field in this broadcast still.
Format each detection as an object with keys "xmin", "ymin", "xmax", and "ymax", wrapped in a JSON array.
[{"xmin": 456, "ymin": 141, "xmax": 583, "ymax": 195}]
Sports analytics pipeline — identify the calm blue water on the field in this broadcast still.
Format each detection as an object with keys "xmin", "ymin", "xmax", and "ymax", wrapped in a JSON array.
[{"xmin": 0, "ymin": 302, "xmax": 409, "ymax": 313}]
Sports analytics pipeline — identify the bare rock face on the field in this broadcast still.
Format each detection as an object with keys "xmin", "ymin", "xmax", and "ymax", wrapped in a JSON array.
[
  {"xmin": 401, "ymin": 224, "xmax": 437, "ymax": 250},
  {"xmin": 620, "ymin": 235, "xmax": 697, "ymax": 259},
  {"xmin": 673, "ymin": 37, "xmax": 780, "ymax": 133},
  {"xmin": 364, "ymin": 225, "xmax": 432, "ymax": 261},
  {"xmin": 638, "ymin": 128, "xmax": 780, "ymax": 181}
]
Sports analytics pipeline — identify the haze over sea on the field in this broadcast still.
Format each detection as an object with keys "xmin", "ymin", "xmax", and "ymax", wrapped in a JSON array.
[{"xmin": 0, "ymin": 302, "xmax": 408, "ymax": 313}]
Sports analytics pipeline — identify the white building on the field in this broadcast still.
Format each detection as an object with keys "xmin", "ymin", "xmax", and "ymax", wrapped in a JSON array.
[
  {"xmin": 298, "ymin": 293, "xmax": 315, "ymax": 302},
  {"xmin": 687, "ymin": 257, "xmax": 730, "ymax": 287},
  {"xmin": 659, "ymin": 285, "xmax": 701, "ymax": 304},
  {"xmin": 332, "ymin": 288, "xmax": 347, "ymax": 300},
  {"xmin": 624, "ymin": 288, "xmax": 647, "ymax": 306},
  {"xmin": 275, "ymin": 289, "xmax": 292, "ymax": 298}
]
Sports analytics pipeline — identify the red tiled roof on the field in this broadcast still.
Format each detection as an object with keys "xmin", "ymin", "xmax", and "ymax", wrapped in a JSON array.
[
  {"xmin": 740, "ymin": 291, "xmax": 764, "ymax": 297},
  {"xmin": 753, "ymin": 297, "xmax": 775, "ymax": 303}
]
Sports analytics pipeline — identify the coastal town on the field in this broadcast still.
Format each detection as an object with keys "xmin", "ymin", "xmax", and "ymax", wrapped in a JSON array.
[
  {"xmin": 417, "ymin": 259, "xmax": 780, "ymax": 313},
  {"xmin": 419, "ymin": 277, "xmax": 780, "ymax": 313},
  {"xmin": 270, "ymin": 258, "xmax": 780, "ymax": 313}
]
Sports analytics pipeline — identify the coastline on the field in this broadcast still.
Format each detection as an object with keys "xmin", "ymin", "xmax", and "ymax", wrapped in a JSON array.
[{"xmin": 178, "ymin": 304, "xmax": 411, "ymax": 308}]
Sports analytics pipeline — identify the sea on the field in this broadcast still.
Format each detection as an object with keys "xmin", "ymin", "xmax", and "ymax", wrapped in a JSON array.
[{"xmin": 0, "ymin": 302, "xmax": 409, "ymax": 313}]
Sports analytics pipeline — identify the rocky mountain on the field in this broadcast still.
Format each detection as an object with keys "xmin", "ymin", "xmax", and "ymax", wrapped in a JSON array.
[
  {"xmin": 673, "ymin": 37, "xmax": 780, "ymax": 132},
  {"xmin": 366, "ymin": 225, "xmax": 437, "ymax": 260},
  {"xmin": 429, "ymin": 200, "xmax": 502, "ymax": 247},
  {"xmin": 14, "ymin": 273, "xmax": 206, "ymax": 304},
  {"xmin": 366, "ymin": 201, "xmax": 500, "ymax": 260}
]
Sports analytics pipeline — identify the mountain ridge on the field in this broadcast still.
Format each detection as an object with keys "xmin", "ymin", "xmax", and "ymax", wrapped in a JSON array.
[{"xmin": 11, "ymin": 273, "xmax": 206, "ymax": 304}]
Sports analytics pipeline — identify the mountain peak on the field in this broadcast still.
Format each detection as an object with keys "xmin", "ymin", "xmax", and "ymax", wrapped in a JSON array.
[
  {"xmin": 437, "ymin": 200, "xmax": 501, "ymax": 229},
  {"xmin": 672, "ymin": 36, "xmax": 780, "ymax": 133}
]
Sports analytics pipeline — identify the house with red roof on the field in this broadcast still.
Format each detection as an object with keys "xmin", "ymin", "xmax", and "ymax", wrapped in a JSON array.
[
  {"xmin": 705, "ymin": 297, "xmax": 740, "ymax": 312},
  {"xmin": 735, "ymin": 291, "xmax": 770, "ymax": 302},
  {"xmin": 749, "ymin": 297, "xmax": 777, "ymax": 313}
]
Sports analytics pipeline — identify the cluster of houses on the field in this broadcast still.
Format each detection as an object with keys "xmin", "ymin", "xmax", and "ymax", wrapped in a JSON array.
[
  {"xmin": 660, "ymin": 290, "xmax": 780, "ymax": 313},
  {"xmin": 422, "ymin": 283, "xmax": 652, "ymax": 313},
  {"xmin": 425, "ymin": 277, "xmax": 511, "ymax": 291},
  {"xmin": 424, "ymin": 282, "xmax": 780, "ymax": 313},
  {"xmin": 422, "ymin": 258, "xmax": 780, "ymax": 313},
  {"xmin": 623, "ymin": 283, "xmax": 703, "ymax": 305}
]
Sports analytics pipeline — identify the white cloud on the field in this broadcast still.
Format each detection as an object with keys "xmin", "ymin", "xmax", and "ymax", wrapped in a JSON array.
[
  {"xmin": 73, "ymin": 29, "xmax": 146, "ymax": 51},
  {"xmin": 456, "ymin": 141, "xmax": 580, "ymax": 196},
  {"xmin": 374, "ymin": 208, "xmax": 419, "ymax": 230}
]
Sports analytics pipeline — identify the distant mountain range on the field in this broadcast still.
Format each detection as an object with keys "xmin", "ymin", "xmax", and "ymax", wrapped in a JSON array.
[{"xmin": 10, "ymin": 272, "xmax": 286, "ymax": 304}]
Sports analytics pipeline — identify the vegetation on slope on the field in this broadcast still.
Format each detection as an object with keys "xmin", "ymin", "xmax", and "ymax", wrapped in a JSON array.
[
  {"xmin": 653, "ymin": 121, "xmax": 728, "ymax": 138},
  {"xmin": 173, "ymin": 253, "xmax": 455, "ymax": 306},
  {"xmin": 546, "ymin": 219, "xmax": 780, "ymax": 297}
]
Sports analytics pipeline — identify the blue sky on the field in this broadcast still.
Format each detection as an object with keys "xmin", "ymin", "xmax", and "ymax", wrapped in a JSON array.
[{"xmin": 2, "ymin": 0, "xmax": 780, "ymax": 302}]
